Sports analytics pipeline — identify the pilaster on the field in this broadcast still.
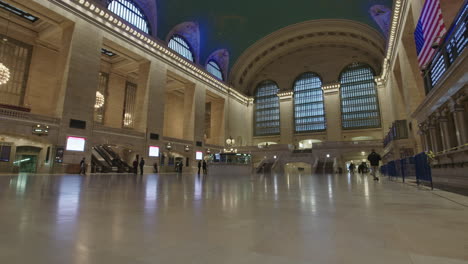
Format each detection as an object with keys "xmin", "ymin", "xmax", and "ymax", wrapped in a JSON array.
[{"xmin": 278, "ymin": 91, "xmax": 294, "ymax": 144}]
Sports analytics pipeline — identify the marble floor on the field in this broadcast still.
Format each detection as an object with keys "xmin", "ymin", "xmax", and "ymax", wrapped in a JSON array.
[{"xmin": 0, "ymin": 171, "xmax": 468, "ymax": 264}]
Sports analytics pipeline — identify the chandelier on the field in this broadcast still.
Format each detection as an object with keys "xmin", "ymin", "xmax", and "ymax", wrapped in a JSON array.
[
  {"xmin": 123, "ymin": 113, "xmax": 133, "ymax": 126},
  {"xmin": 94, "ymin": 91, "xmax": 105, "ymax": 108},
  {"xmin": 0, "ymin": 63, "xmax": 10, "ymax": 85}
]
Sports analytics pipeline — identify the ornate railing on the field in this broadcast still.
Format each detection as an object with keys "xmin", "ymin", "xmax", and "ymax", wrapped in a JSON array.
[
  {"xmin": 93, "ymin": 123, "xmax": 145, "ymax": 138},
  {"xmin": 423, "ymin": 1, "xmax": 468, "ymax": 93},
  {"xmin": 383, "ymin": 120, "xmax": 409, "ymax": 147},
  {"xmin": 0, "ymin": 107, "xmax": 60, "ymax": 125}
]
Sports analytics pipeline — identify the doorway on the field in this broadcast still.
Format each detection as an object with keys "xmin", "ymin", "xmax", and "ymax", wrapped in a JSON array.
[{"xmin": 15, "ymin": 146, "xmax": 42, "ymax": 173}]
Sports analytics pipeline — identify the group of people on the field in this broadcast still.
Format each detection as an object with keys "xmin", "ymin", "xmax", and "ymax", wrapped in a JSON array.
[
  {"xmin": 348, "ymin": 149, "xmax": 382, "ymax": 181},
  {"xmin": 132, "ymin": 158, "xmax": 145, "ymax": 175},
  {"xmin": 197, "ymin": 160, "xmax": 207, "ymax": 174}
]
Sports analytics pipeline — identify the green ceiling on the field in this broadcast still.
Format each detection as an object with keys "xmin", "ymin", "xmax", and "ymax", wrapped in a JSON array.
[{"xmin": 156, "ymin": 0, "xmax": 393, "ymax": 67}]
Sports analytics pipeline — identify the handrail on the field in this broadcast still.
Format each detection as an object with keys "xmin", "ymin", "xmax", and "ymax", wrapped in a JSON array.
[{"xmin": 423, "ymin": 1, "xmax": 468, "ymax": 93}]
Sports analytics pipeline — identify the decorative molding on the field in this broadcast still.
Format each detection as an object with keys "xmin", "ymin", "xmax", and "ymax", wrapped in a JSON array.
[{"xmin": 51, "ymin": 0, "xmax": 250, "ymax": 105}]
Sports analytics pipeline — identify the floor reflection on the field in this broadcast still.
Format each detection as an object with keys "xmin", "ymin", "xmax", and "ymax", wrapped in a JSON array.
[{"xmin": 1, "ymin": 172, "xmax": 467, "ymax": 263}]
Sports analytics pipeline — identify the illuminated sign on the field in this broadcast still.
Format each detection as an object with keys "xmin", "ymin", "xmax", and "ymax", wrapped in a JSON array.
[
  {"xmin": 195, "ymin": 151, "xmax": 203, "ymax": 161},
  {"xmin": 149, "ymin": 146, "xmax": 160, "ymax": 157},
  {"xmin": 66, "ymin": 136, "xmax": 86, "ymax": 152}
]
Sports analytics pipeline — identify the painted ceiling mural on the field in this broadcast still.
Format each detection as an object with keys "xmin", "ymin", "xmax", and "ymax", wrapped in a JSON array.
[{"xmin": 156, "ymin": 0, "xmax": 394, "ymax": 67}]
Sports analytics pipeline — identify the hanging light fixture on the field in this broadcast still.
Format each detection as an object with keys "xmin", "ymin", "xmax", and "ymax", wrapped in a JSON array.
[
  {"xmin": 0, "ymin": 15, "xmax": 11, "ymax": 85},
  {"xmin": 94, "ymin": 91, "xmax": 105, "ymax": 108},
  {"xmin": 0, "ymin": 63, "xmax": 10, "ymax": 85}
]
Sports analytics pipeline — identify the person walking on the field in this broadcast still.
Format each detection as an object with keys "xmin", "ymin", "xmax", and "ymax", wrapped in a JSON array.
[
  {"xmin": 153, "ymin": 162, "xmax": 158, "ymax": 173},
  {"xmin": 179, "ymin": 162, "xmax": 183, "ymax": 173},
  {"xmin": 197, "ymin": 160, "xmax": 201, "ymax": 174},
  {"xmin": 367, "ymin": 149, "xmax": 382, "ymax": 181},
  {"xmin": 348, "ymin": 162, "xmax": 356, "ymax": 174},
  {"xmin": 202, "ymin": 160, "xmax": 207, "ymax": 174},
  {"xmin": 132, "ymin": 159, "xmax": 138, "ymax": 175},
  {"xmin": 79, "ymin": 157, "xmax": 86, "ymax": 175},
  {"xmin": 139, "ymin": 158, "xmax": 145, "ymax": 175}
]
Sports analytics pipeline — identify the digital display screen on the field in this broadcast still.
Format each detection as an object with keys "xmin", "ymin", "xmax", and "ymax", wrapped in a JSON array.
[
  {"xmin": 195, "ymin": 151, "xmax": 203, "ymax": 160},
  {"xmin": 149, "ymin": 146, "xmax": 160, "ymax": 157},
  {"xmin": 66, "ymin": 136, "xmax": 86, "ymax": 152}
]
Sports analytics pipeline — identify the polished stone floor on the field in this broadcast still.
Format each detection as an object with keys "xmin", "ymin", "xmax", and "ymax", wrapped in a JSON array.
[{"xmin": 1, "ymin": 171, "xmax": 468, "ymax": 264}]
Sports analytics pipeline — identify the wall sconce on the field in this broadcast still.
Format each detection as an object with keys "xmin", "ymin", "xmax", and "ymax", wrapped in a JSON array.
[
  {"xmin": 165, "ymin": 142, "xmax": 172, "ymax": 151},
  {"xmin": 184, "ymin": 145, "xmax": 190, "ymax": 152},
  {"xmin": 206, "ymin": 149, "xmax": 211, "ymax": 154}
]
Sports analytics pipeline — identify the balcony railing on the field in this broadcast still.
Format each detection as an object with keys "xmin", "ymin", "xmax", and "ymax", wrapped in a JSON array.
[
  {"xmin": 423, "ymin": 1, "xmax": 468, "ymax": 93},
  {"xmin": 384, "ymin": 120, "xmax": 409, "ymax": 147}
]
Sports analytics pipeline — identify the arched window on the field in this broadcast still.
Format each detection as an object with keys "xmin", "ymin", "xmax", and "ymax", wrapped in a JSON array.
[
  {"xmin": 293, "ymin": 72, "xmax": 326, "ymax": 132},
  {"xmin": 255, "ymin": 81, "xmax": 280, "ymax": 136},
  {"xmin": 168, "ymin": 35, "xmax": 194, "ymax": 62},
  {"xmin": 107, "ymin": 0, "xmax": 150, "ymax": 34},
  {"xmin": 206, "ymin": 60, "xmax": 223, "ymax": 80},
  {"xmin": 340, "ymin": 63, "xmax": 381, "ymax": 129}
]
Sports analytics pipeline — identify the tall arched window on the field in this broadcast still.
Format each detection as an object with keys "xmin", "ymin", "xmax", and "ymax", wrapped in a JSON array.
[
  {"xmin": 255, "ymin": 81, "xmax": 280, "ymax": 136},
  {"xmin": 293, "ymin": 72, "xmax": 326, "ymax": 132},
  {"xmin": 168, "ymin": 35, "xmax": 194, "ymax": 62},
  {"xmin": 340, "ymin": 63, "xmax": 381, "ymax": 129},
  {"xmin": 206, "ymin": 60, "xmax": 223, "ymax": 80},
  {"xmin": 107, "ymin": 0, "xmax": 150, "ymax": 34}
]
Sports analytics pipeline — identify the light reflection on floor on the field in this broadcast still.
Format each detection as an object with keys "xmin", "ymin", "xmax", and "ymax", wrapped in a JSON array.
[{"xmin": 0, "ymin": 172, "xmax": 467, "ymax": 264}]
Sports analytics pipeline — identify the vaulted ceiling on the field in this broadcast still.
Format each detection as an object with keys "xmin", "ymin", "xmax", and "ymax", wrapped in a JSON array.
[{"xmin": 156, "ymin": 0, "xmax": 393, "ymax": 66}]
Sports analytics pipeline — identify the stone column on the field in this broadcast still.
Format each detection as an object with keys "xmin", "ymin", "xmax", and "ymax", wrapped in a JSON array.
[
  {"xmin": 438, "ymin": 110, "xmax": 452, "ymax": 151},
  {"xmin": 451, "ymin": 103, "xmax": 468, "ymax": 146},
  {"xmin": 183, "ymin": 84, "xmax": 196, "ymax": 141},
  {"xmin": 418, "ymin": 124, "xmax": 427, "ymax": 152},
  {"xmin": 55, "ymin": 20, "xmax": 103, "ymax": 171},
  {"xmin": 193, "ymin": 83, "xmax": 206, "ymax": 145},
  {"xmin": 278, "ymin": 91, "xmax": 294, "ymax": 145},
  {"xmin": 145, "ymin": 61, "xmax": 168, "ymax": 145},
  {"xmin": 428, "ymin": 119, "xmax": 441, "ymax": 153},
  {"xmin": 323, "ymin": 84, "xmax": 341, "ymax": 141}
]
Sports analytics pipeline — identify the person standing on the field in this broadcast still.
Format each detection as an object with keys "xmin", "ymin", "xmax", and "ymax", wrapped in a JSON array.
[
  {"xmin": 202, "ymin": 160, "xmax": 207, "ymax": 174},
  {"xmin": 179, "ymin": 162, "xmax": 183, "ymax": 173},
  {"xmin": 153, "ymin": 162, "xmax": 158, "ymax": 173},
  {"xmin": 79, "ymin": 157, "xmax": 86, "ymax": 175},
  {"xmin": 139, "ymin": 158, "xmax": 145, "ymax": 175},
  {"xmin": 348, "ymin": 162, "xmax": 356, "ymax": 174},
  {"xmin": 197, "ymin": 160, "xmax": 201, "ymax": 174},
  {"xmin": 132, "ymin": 159, "xmax": 138, "ymax": 175},
  {"xmin": 367, "ymin": 149, "xmax": 382, "ymax": 181}
]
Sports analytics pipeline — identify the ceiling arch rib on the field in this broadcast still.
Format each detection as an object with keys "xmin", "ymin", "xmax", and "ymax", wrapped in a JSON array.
[{"xmin": 230, "ymin": 19, "xmax": 386, "ymax": 94}]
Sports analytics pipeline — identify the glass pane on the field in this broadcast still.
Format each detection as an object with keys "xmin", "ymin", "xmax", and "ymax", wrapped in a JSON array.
[
  {"xmin": 108, "ymin": 0, "xmax": 150, "ymax": 34},
  {"xmin": 255, "ymin": 81, "xmax": 280, "ymax": 136},
  {"xmin": 168, "ymin": 36, "xmax": 194, "ymax": 62},
  {"xmin": 206, "ymin": 60, "xmax": 223, "ymax": 80},
  {"xmin": 340, "ymin": 63, "xmax": 381, "ymax": 129},
  {"xmin": 293, "ymin": 72, "xmax": 326, "ymax": 132}
]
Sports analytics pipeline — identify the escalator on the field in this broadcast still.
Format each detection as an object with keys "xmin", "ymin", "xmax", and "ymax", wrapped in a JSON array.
[
  {"xmin": 101, "ymin": 145, "xmax": 131, "ymax": 173},
  {"xmin": 91, "ymin": 153, "xmax": 112, "ymax": 173},
  {"xmin": 93, "ymin": 146, "xmax": 118, "ymax": 172}
]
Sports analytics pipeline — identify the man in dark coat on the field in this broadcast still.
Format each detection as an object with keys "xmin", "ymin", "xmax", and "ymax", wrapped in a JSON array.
[
  {"xmin": 367, "ymin": 149, "xmax": 382, "ymax": 181},
  {"xmin": 132, "ymin": 159, "xmax": 138, "ymax": 175},
  {"xmin": 79, "ymin": 157, "xmax": 86, "ymax": 175},
  {"xmin": 139, "ymin": 158, "xmax": 145, "ymax": 175},
  {"xmin": 202, "ymin": 160, "xmax": 207, "ymax": 174},
  {"xmin": 197, "ymin": 161, "xmax": 201, "ymax": 174}
]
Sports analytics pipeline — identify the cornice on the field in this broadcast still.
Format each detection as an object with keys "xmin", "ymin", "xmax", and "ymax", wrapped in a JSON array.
[{"xmin": 48, "ymin": 0, "xmax": 251, "ymax": 105}]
